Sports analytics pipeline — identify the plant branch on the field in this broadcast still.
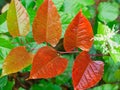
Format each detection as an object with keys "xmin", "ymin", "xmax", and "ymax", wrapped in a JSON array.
[
  {"xmin": 90, "ymin": 54, "xmax": 110, "ymax": 57},
  {"xmin": 58, "ymin": 51, "xmax": 110, "ymax": 57},
  {"xmin": 57, "ymin": 51, "xmax": 79, "ymax": 54}
]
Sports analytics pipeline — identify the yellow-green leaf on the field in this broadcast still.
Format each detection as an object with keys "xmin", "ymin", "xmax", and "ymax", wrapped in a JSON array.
[
  {"xmin": 7, "ymin": 0, "xmax": 30, "ymax": 37},
  {"xmin": 1, "ymin": 46, "xmax": 33, "ymax": 76}
]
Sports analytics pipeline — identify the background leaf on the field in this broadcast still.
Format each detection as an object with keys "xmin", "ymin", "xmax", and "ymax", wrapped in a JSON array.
[
  {"xmin": 0, "ymin": 76, "xmax": 8, "ymax": 88},
  {"xmin": 89, "ymin": 84, "xmax": 119, "ymax": 90},
  {"xmin": 0, "ymin": 11, "xmax": 7, "ymax": 25},
  {"xmin": 98, "ymin": 2, "xmax": 119, "ymax": 23},
  {"xmin": 0, "ymin": 38, "xmax": 14, "ymax": 49}
]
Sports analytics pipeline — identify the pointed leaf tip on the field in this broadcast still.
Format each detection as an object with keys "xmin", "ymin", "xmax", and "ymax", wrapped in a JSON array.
[
  {"xmin": 7, "ymin": 0, "xmax": 30, "ymax": 37},
  {"xmin": 32, "ymin": 0, "xmax": 62, "ymax": 46},
  {"xmin": 72, "ymin": 51, "xmax": 104, "ymax": 90},
  {"xmin": 64, "ymin": 11, "xmax": 94, "ymax": 52},
  {"xmin": 29, "ymin": 46, "xmax": 68, "ymax": 79}
]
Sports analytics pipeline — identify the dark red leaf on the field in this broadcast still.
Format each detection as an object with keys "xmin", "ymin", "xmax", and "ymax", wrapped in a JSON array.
[{"xmin": 72, "ymin": 51, "xmax": 104, "ymax": 90}]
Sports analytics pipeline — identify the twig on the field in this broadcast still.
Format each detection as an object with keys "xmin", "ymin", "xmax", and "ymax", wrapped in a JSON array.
[
  {"xmin": 90, "ymin": 54, "xmax": 110, "ymax": 57},
  {"xmin": 57, "ymin": 51, "xmax": 79, "ymax": 54}
]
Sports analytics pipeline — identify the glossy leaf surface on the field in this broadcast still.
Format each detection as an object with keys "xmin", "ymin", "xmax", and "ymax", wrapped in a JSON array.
[
  {"xmin": 64, "ymin": 11, "xmax": 93, "ymax": 52},
  {"xmin": 29, "ymin": 46, "xmax": 68, "ymax": 79},
  {"xmin": 32, "ymin": 0, "xmax": 62, "ymax": 46},
  {"xmin": 7, "ymin": 0, "xmax": 30, "ymax": 37},
  {"xmin": 1, "ymin": 46, "xmax": 33, "ymax": 76},
  {"xmin": 72, "ymin": 51, "xmax": 104, "ymax": 90}
]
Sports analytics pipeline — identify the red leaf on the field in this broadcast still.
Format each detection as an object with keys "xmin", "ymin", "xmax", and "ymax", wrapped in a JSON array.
[
  {"xmin": 72, "ymin": 51, "xmax": 104, "ymax": 90},
  {"xmin": 64, "ymin": 11, "xmax": 94, "ymax": 52},
  {"xmin": 29, "ymin": 46, "xmax": 68, "ymax": 79},
  {"xmin": 32, "ymin": 0, "xmax": 62, "ymax": 46}
]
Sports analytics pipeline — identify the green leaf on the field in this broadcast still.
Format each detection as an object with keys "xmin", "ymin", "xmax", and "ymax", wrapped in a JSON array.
[
  {"xmin": 21, "ymin": 0, "xmax": 35, "ymax": 9},
  {"xmin": 111, "ymin": 34, "xmax": 120, "ymax": 44},
  {"xmin": 52, "ymin": 0, "xmax": 64, "ymax": 10},
  {"xmin": 30, "ymin": 80, "xmax": 62, "ymax": 90},
  {"xmin": 0, "ymin": 38, "xmax": 14, "ymax": 49},
  {"xmin": 98, "ymin": 2, "xmax": 119, "ymax": 23},
  {"xmin": 0, "ymin": 22, "xmax": 8, "ymax": 33},
  {"xmin": 82, "ymin": 6, "xmax": 95, "ymax": 19},
  {"xmin": 115, "ymin": 69, "xmax": 120, "ymax": 80},
  {"xmin": 36, "ymin": 0, "xmax": 44, "ymax": 8},
  {"xmin": 59, "ymin": 12, "xmax": 73, "ymax": 37},
  {"xmin": 18, "ymin": 87, "xmax": 25, "ymax": 90},
  {"xmin": 26, "ymin": 42, "xmax": 46, "ymax": 53},
  {"xmin": 90, "ymin": 84, "xmax": 119, "ymax": 90},
  {"xmin": 64, "ymin": 0, "xmax": 82, "ymax": 16},
  {"xmin": 97, "ymin": 22, "xmax": 106, "ymax": 35},
  {"xmin": 0, "ymin": 11, "xmax": 7, "ymax": 25},
  {"xmin": 79, "ymin": 0, "xmax": 95, "ymax": 6},
  {"xmin": 103, "ymin": 56, "xmax": 120, "ymax": 82},
  {"xmin": 63, "ymin": 0, "xmax": 95, "ymax": 19},
  {"xmin": 0, "ymin": 76, "xmax": 7, "ymax": 88},
  {"xmin": 45, "ymin": 84, "xmax": 62, "ymax": 90},
  {"xmin": 0, "ymin": 47, "xmax": 10, "ymax": 64},
  {"xmin": 109, "ymin": 34, "xmax": 120, "ymax": 62},
  {"xmin": 1, "ymin": 81, "xmax": 14, "ymax": 90},
  {"xmin": 109, "ymin": 48, "xmax": 120, "ymax": 63}
]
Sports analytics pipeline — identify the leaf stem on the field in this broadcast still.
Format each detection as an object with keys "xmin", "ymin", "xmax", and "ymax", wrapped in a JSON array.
[
  {"xmin": 58, "ymin": 51, "xmax": 109, "ymax": 57},
  {"xmin": 90, "ymin": 54, "xmax": 110, "ymax": 57},
  {"xmin": 57, "ymin": 51, "xmax": 79, "ymax": 54}
]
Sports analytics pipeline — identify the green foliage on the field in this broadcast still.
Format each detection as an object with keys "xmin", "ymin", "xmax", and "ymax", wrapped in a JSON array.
[
  {"xmin": 103, "ymin": 56, "xmax": 120, "ymax": 82},
  {"xmin": 0, "ymin": 76, "xmax": 7, "ymax": 88},
  {"xmin": 95, "ymin": 22, "xmax": 120, "ymax": 62},
  {"xmin": 0, "ymin": 22, "xmax": 8, "ymax": 33},
  {"xmin": 0, "ymin": 0, "xmax": 120, "ymax": 89},
  {"xmin": 98, "ymin": 2, "xmax": 119, "ymax": 23},
  {"xmin": 0, "ymin": 38, "xmax": 14, "ymax": 49},
  {"xmin": 0, "ymin": 81, "xmax": 14, "ymax": 90},
  {"xmin": 90, "ymin": 84, "xmax": 119, "ymax": 90},
  {"xmin": 0, "ymin": 11, "xmax": 7, "ymax": 25},
  {"xmin": 30, "ymin": 80, "xmax": 62, "ymax": 90}
]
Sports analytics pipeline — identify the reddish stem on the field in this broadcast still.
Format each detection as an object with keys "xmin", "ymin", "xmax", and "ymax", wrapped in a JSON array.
[
  {"xmin": 90, "ymin": 54, "xmax": 109, "ymax": 57},
  {"xmin": 58, "ymin": 51, "xmax": 79, "ymax": 54},
  {"xmin": 58, "ymin": 51, "xmax": 109, "ymax": 57}
]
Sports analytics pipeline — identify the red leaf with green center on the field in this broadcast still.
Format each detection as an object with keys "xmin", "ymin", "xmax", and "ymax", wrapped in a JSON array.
[
  {"xmin": 72, "ymin": 51, "xmax": 104, "ymax": 90},
  {"xmin": 64, "ymin": 11, "xmax": 94, "ymax": 52},
  {"xmin": 29, "ymin": 46, "xmax": 68, "ymax": 79}
]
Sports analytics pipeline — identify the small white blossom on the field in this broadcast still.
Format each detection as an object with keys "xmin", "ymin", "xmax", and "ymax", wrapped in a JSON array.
[{"xmin": 94, "ymin": 25, "xmax": 119, "ymax": 54}]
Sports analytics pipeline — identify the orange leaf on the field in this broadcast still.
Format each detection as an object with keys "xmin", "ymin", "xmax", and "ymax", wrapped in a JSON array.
[
  {"xmin": 1, "ymin": 46, "xmax": 33, "ymax": 76},
  {"xmin": 7, "ymin": 0, "xmax": 30, "ymax": 37},
  {"xmin": 72, "ymin": 51, "xmax": 104, "ymax": 90},
  {"xmin": 29, "ymin": 46, "xmax": 68, "ymax": 79},
  {"xmin": 32, "ymin": 0, "xmax": 62, "ymax": 46},
  {"xmin": 64, "ymin": 11, "xmax": 94, "ymax": 52}
]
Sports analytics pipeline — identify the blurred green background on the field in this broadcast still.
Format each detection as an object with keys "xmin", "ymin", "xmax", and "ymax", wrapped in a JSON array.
[{"xmin": 0, "ymin": 0, "xmax": 120, "ymax": 90}]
